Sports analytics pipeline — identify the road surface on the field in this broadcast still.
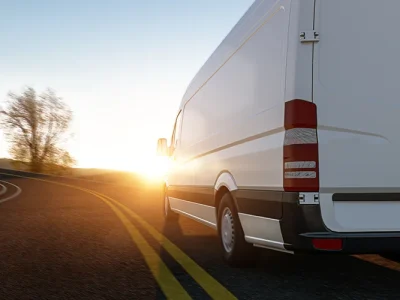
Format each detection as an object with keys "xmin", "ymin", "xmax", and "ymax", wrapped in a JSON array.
[{"xmin": 0, "ymin": 171, "xmax": 399, "ymax": 300}]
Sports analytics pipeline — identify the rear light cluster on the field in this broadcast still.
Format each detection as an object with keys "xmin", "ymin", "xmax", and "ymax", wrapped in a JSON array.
[{"xmin": 283, "ymin": 99, "xmax": 319, "ymax": 192}]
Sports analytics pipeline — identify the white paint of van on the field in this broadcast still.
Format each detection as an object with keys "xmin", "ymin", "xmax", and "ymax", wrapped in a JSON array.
[
  {"xmin": 166, "ymin": 0, "xmax": 400, "ymax": 253},
  {"xmin": 314, "ymin": 0, "xmax": 400, "ymax": 232},
  {"xmin": 167, "ymin": 0, "xmax": 316, "ymax": 251},
  {"xmin": 178, "ymin": 0, "xmax": 299, "ymax": 191}
]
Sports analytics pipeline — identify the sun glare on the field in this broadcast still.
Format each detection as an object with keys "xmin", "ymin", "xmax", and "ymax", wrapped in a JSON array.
[{"xmin": 134, "ymin": 155, "xmax": 172, "ymax": 181}]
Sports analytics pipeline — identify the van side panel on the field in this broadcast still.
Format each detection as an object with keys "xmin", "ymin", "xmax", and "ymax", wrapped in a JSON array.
[
  {"xmin": 181, "ymin": 0, "xmax": 284, "ymax": 109},
  {"xmin": 181, "ymin": 0, "xmax": 289, "ymax": 191},
  {"xmin": 314, "ymin": 0, "xmax": 400, "ymax": 232},
  {"xmin": 167, "ymin": 0, "xmax": 295, "ymax": 249}
]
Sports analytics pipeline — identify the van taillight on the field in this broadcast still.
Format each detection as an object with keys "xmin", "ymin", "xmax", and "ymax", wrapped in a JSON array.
[{"xmin": 283, "ymin": 99, "xmax": 319, "ymax": 192}]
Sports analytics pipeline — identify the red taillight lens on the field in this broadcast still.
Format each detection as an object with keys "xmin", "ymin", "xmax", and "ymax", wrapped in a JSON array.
[
  {"xmin": 283, "ymin": 99, "xmax": 319, "ymax": 192},
  {"xmin": 284, "ymin": 99, "xmax": 317, "ymax": 129},
  {"xmin": 312, "ymin": 238, "xmax": 343, "ymax": 251}
]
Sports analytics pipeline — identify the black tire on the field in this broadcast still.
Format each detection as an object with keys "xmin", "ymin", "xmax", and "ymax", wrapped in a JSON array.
[
  {"xmin": 164, "ymin": 189, "xmax": 179, "ymax": 222},
  {"xmin": 217, "ymin": 193, "xmax": 258, "ymax": 267}
]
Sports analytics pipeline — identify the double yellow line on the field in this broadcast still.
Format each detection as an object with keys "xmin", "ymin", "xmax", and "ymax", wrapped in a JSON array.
[{"xmin": 2, "ymin": 173, "xmax": 237, "ymax": 300}]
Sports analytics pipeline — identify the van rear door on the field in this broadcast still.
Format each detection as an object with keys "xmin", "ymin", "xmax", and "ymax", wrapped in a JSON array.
[{"xmin": 313, "ymin": 0, "xmax": 400, "ymax": 232}]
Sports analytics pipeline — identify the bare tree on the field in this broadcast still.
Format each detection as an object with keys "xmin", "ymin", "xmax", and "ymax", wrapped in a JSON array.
[{"xmin": 0, "ymin": 86, "xmax": 76, "ymax": 173}]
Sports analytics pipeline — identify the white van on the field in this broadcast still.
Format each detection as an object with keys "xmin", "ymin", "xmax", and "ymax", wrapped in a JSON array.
[{"xmin": 157, "ymin": 0, "xmax": 400, "ymax": 266}]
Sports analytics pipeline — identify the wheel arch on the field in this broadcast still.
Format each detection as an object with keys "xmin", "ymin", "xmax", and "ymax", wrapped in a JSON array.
[{"xmin": 214, "ymin": 171, "xmax": 239, "ymax": 223}]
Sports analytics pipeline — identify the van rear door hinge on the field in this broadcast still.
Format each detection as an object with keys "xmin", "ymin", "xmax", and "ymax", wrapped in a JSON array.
[
  {"xmin": 299, "ymin": 193, "xmax": 319, "ymax": 205},
  {"xmin": 300, "ymin": 31, "xmax": 320, "ymax": 43}
]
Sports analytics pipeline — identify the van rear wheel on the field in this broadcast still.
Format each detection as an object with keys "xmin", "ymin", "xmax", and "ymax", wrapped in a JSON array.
[{"xmin": 218, "ymin": 193, "xmax": 257, "ymax": 266}]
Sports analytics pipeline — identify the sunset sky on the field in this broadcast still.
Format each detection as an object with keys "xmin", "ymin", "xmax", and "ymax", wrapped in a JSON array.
[{"xmin": 0, "ymin": 0, "xmax": 254, "ymax": 172}]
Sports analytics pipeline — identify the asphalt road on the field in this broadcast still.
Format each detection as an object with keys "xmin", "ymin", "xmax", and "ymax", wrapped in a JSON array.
[{"xmin": 1, "ymin": 172, "xmax": 400, "ymax": 300}]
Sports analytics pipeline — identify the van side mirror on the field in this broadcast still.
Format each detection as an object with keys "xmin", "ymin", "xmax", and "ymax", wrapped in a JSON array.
[{"xmin": 157, "ymin": 138, "xmax": 169, "ymax": 156}]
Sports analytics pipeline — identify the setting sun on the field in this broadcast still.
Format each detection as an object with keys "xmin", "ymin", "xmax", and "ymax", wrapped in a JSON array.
[{"xmin": 134, "ymin": 155, "xmax": 172, "ymax": 180}]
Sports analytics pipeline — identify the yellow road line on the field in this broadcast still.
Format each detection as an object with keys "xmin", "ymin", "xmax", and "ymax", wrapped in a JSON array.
[
  {"xmin": 0, "ymin": 173, "xmax": 190, "ymax": 300},
  {"xmin": 97, "ymin": 194, "xmax": 191, "ymax": 299},
  {"xmin": 1, "ymin": 172, "xmax": 237, "ymax": 300},
  {"xmin": 88, "ymin": 189, "xmax": 237, "ymax": 300},
  {"xmin": 353, "ymin": 255, "xmax": 400, "ymax": 272}
]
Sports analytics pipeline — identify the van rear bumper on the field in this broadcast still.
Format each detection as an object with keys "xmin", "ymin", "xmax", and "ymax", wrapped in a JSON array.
[
  {"xmin": 280, "ymin": 192, "xmax": 400, "ymax": 254},
  {"xmin": 287, "ymin": 232, "xmax": 400, "ymax": 254}
]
